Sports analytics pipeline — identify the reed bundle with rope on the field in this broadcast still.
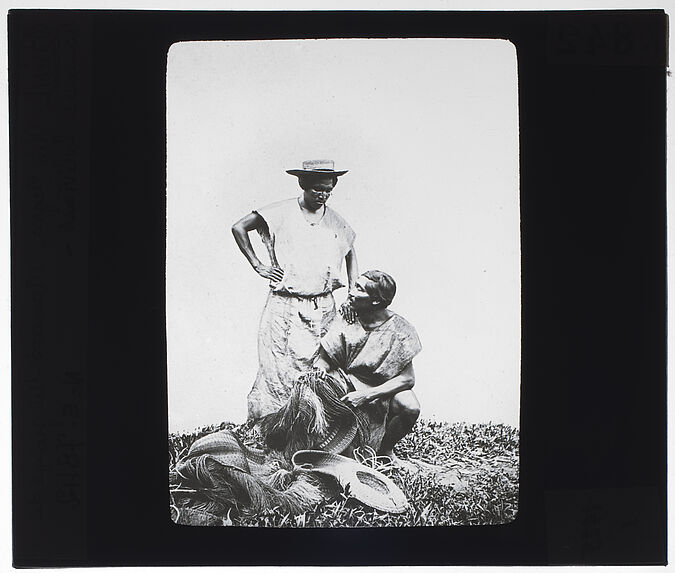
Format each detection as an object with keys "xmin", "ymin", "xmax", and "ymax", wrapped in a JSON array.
[
  {"xmin": 258, "ymin": 368, "xmax": 370, "ymax": 458},
  {"xmin": 171, "ymin": 369, "xmax": 368, "ymax": 523}
]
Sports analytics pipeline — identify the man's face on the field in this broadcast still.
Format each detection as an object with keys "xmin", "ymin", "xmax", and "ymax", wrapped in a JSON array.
[
  {"xmin": 348, "ymin": 275, "xmax": 378, "ymax": 313},
  {"xmin": 302, "ymin": 176, "xmax": 335, "ymax": 209}
]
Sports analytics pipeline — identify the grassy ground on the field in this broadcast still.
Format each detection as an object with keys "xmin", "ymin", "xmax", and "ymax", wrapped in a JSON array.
[{"xmin": 169, "ymin": 418, "xmax": 519, "ymax": 527}]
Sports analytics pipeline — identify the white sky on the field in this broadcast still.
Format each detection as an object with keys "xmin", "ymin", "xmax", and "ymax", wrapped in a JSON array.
[{"xmin": 167, "ymin": 39, "xmax": 521, "ymax": 432}]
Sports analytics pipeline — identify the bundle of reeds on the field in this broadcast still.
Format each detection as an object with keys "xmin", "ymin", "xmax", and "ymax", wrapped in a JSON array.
[
  {"xmin": 171, "ymin": 453, "xmax": 331, "ymax": 518},
  {"xmin": 258, "ymin": 369, "xmax": 370, "ymax": 458},
  {"xmin": 170, "ymin": 371, "xmax": 373, "ymax": 524}
]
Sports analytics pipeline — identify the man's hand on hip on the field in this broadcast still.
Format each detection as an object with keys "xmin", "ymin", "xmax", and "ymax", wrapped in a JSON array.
[{"xmin": 254, "ymin": 263, "xmax": 284, "ymax": 283}]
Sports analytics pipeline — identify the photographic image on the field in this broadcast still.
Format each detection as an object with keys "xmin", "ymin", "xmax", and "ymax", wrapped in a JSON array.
[
  {"xmin": 166, "ymin": 38, "xmax": 520, "ymax": 527},
  {"xmin": 9, "ymin": 8, "xmax": 666, "ymax": 566}
]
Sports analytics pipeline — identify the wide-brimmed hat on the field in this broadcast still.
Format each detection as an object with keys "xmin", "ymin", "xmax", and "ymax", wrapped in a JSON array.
[
  {"xmin": 292, "ymin": 450, "xmax": 409, "ymax": 513},
  {"xmin": 315, "ymin": 412, "xmax": 358, "ymax": 454},
  {"xmin": 286, "ymin": 159, "xmax": 348, "ymax": 178},
  {"xmin": 178, "ymin": 429, "xmax": 270, "ymax": 476}
]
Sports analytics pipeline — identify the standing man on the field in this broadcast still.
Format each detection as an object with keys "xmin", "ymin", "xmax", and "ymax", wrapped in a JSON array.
[{"xmin": 232, "ymin": 160, "xmax": 358, "ymax": 420}]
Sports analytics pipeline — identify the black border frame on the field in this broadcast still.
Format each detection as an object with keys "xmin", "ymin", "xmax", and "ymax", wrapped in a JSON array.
[{"xmin": 10, "ymin": 10, "xmax": 667, "ymax": 566}]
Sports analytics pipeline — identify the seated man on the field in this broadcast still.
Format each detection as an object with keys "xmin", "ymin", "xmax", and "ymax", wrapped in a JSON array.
[{"xmin": 315, "ymin": 270, "xmax": 422, "ymax": 459}]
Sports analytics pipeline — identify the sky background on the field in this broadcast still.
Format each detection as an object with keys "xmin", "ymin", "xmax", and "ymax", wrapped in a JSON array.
[{"xmin": 166, "ymin": 39, "xmax": 520, "ymax": 432}]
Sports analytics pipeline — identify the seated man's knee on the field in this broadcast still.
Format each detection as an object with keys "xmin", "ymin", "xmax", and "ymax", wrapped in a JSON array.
[{"xmin": 392, "ymin": 390, "xmax": 420, "ymax": 422}]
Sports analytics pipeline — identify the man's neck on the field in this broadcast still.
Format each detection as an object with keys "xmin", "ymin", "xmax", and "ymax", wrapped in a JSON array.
[
  {"xmin": 357, "ymin": 308, "xmax": 392, "ymax": 330},
  {"xmin": 298, "ymin": 196, "xmax": 322, "ymax": 213}
]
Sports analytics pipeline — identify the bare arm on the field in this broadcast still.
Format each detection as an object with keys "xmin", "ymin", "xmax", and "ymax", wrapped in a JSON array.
[
  {"xmin": 341, "ymin": 363, "xmax": 415, "ymax": 408},
  {"xmin": 231, "ymin": 212, "xmax": 284, "ymax": 282},
  {"xmin": 345, "ymin": 247, "xmax": 358, "ymax": 290},
  {"xmin": 339, "ymin": 247, "xmax": 359, "ymax": 323}
]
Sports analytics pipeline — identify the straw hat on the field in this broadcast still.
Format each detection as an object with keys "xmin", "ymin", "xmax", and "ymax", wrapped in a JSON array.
[
  {"xmin": 315, "ymin": 414, "xmax": 357, "ymax": 454},
  {"xmin": 286, "ymin": 159, "xmax": 348, "ymax": 177},
  {"xmin": 179, "ymin": 430, "xmax": 269, "ymax": 476},
  {"xmin": 292, "ymin": 450, "xmax": 409, "ymax": 513}
]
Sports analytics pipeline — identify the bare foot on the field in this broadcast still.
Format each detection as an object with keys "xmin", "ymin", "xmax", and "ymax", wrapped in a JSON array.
[{"xmin": 379, "ymin": 451, "xmax": 424, "ymax": 472}]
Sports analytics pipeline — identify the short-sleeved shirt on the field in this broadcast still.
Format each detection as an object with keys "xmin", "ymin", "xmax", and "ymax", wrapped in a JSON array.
[
  {"xmin": 321, "ymin": 312, "xmax": 422, "ymax": 387},
  {"xmin": 254, "ymin": 198, "xmax": 356, "ymax": 296}
]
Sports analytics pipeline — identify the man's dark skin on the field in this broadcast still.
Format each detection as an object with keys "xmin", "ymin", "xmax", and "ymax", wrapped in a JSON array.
[{"xmin": 315, "ymin": 273, "xmax": 421, "ymax": 459}]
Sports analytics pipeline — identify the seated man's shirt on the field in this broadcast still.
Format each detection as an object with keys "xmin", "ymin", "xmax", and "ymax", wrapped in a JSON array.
[
  {"xmin": 320, "ymin": 312, "xmax": 421, "ymax": 451},
  {"xmin": 321, "ymin": 312, "xmax": 422, "ymax": 389}
]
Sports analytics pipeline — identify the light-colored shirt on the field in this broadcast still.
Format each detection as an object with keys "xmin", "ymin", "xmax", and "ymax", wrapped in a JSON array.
[{"xmin": 254, "ymin": 198, "xmax": 356, "ymax": 296}]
